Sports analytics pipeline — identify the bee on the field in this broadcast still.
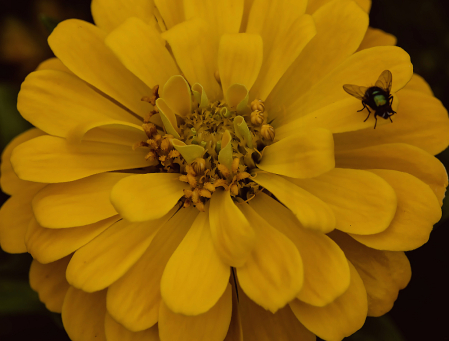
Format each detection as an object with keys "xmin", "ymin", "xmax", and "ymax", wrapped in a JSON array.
[{"xmin": 343, "ymin": 70, "xmax": 396, "ymax": 129}]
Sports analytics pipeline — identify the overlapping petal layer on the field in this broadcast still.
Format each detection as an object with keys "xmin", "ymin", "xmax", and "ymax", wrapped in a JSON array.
[
  {"xmin": 67, "ymin": 208, "xmax": 174, "ymax": 292},
  {"xmin": 11, "ymin": 135, "xmax": 151, "ymax": 183},
  {"xmin": 62, "ymin": 287, "xmax": 107, "ymax": 341},
  {"xmin": 159, "ymin": 285, "xmax": 232, "ymax": 341},
  {"xmin": 331, "ymin": 231, "xmax": 411, "ymax": 317},
  {"xmin": 91, "ymin": 0, "xmax": 156, "ymax": 33},
  {"xmin": 209, "ymin": 190, "xmax": 255, "ymax": 267},
  {"xmin": 161, "ymin": 208, "xmax": 230, "ymax": 315},
  {"xmin": 0, "ymin": 128, "xmax": 44, "ymax": 195},
  {"xmin": 335, "ymin": 143, "xmax": 448, "ymax": 205},
  {"xmin": 48, "ymin": 19, "xmax": 152, "ymax": 118},
  {"xmin": 291, "ymin": 168, "xmax": 397, "ymax": 235},
  {"xmin": 0, "ymin": 184, "xmax": 45, "ymax": 253},
  {"xmin": 26, "ymin": 216, "xmax": 119, "ymax": 264},
  {"xmin": 257, "ymin": 128, "xmax": 334, "ymax": 178},
  {"xmin": 107, "ymin": 208, "xmax": 198, "ymax": 331},
  {"xmin": 237, "ymin": 203, "xmax": 303, "ymax": 313},
  {"xmin": 29, "ymin": 256, "xmax": 71, "ymax": 313},
  {"xmin": 18, "ymin": 70, "xmax": 141, "ymax": 139},
  {"xmin": 32, "ymin": 173, "xmax": 129, "ymax": 228},
  {"xmin": 249, "ymin": 193, "xmax": 351, "ymax": 307},
  {"xmin": 350, "ymin": 170, "xmax": 441, "ymax": 251},
  {"xmin": 290, "ymin": 262, "xmax": 368, "ymax": 341},
  {"xmin": 251, "ymin": 172, "xmax": 336, "ymax": 233},
  {"xmin": 111, "ymin": 173, "xmax": 189, "ymax": 222}
]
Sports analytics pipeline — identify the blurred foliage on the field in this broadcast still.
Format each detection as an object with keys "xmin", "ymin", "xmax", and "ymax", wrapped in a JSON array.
[
  {"xmin": 0, "ymin": 0, "xmax": 448, "ymax": 340},
  {"xmin": 0, "ymin": 84, "xmax": 32, "ymax": 149}
]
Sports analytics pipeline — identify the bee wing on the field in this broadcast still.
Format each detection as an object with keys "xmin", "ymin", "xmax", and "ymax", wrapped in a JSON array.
[
  {"xmin": 375, "ymin": 70, "xmax": 393, "ymax": 92},
  {"xmin": 343, "ymin": 84, "xmax": 368, "ymax": 100}
]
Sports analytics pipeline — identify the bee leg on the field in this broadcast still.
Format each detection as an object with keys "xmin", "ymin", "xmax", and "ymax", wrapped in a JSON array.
[
  {"xmin": 363, "ymin": 109, "xmax": 371, "ymax": 122},
  {"xmin": 374, "ymin": 115, "xmax": 378, "ymax": 129},
  {"xmin": 357, "ymin": 102, "xmax": 370, "ymax": 113},
  {"xmin": 389, "ymin": 116, "xmax": 393, "ymax": 123}
]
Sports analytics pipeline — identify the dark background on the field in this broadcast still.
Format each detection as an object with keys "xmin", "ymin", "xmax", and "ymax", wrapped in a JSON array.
[{"xmin": 1, "ymin": 0, "xmax": 448, "ymax": 340}]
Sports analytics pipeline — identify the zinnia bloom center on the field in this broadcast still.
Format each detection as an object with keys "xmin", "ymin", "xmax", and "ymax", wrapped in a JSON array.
[{"xmin": 137, "ymin": 76, "xmax": 277, "ymax": 211}]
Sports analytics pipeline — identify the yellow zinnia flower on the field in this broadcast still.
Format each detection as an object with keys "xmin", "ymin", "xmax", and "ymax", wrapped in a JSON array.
[{"xmin": 1, "ymin": 0, "xmax": 449, "ymax": 340}]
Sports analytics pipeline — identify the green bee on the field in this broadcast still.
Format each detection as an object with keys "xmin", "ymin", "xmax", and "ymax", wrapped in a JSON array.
[{"xmin": 343, "ymin": 70, "xmax": 396, "ymax": 129}]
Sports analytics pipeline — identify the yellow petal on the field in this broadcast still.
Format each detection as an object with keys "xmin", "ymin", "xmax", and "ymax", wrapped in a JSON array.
[
  {"xmin": 162, "ymin": 18, "xmax": 221, "ymax": 100},
  {"xmin": 237, "ymin": 203, "xmax": 303, "ymax": 313},
  {"xmin": 18, "ymin": 70, "xmax": 141, "ymax": 138},
  {"xmin": 330, "ymin": 231, "xmax": 411, "ymax": 317},
  {"xmin": 192, "ymin": 83, "xmax": 210, "ymax": 108},
  {"xmin": 246, "ymin": 0, "xmax": 307, "ymax": 57},
  {"xmin": 156, "ymin": 98, "xmax": 181, "ymax": 138},
  {"xmin": 161, "ymin": 75, "xmax": 192, "ymax": 117},
  {"xmin": 154, "ymin": 0, "xmax": 184, "ymax": 30},
  {"xmin": 274, "ymin": 46, "xmax": 411, "ymax": 125},
  {"xmin": 66, "ymin": 120, "xmax": 148, "ymax": 146},
  {"xmin": 184, "ymin": 0, "xmax": 244, "ymax": 38},
  {"xmin": 335, "ymin": 143, "xmax": 448, "ymax": 206},
  {"xmin": 159, "ymin": 284, "xmax": 232, "ymax": 341},
  {"xmin": 251, "ymin": 172, "xmax": 336, "ymax": 233},
  {"xmin": 32, "ymin": 173, "xmax": 129, "ymax": 228},
  {"xmin": 91, "ymin": 0, "xmax": 155, "ymax": 33},
  {"xmin": 350, "ymin": 170, "xmax": 441, "ymax": 251},
  {"xmin": 257, "ymin": 128, "xmax": 334, "ymax": 178},
  {"xmin": 290, "ymin": 262, "xmax": 368, "ymax": 341},
  {"xmin": 355, "ymin": 0, "xmax": 371, "ymax": 13},
  {"xmin": 249, "ymin": 193, "xmax": 350, "ymax": 307},
  {"xmin": 105, "ymin": 313, "xmax": 159, "ymax": 341},
  {"xmin": 11, "ymin": 135, "xmax": 151, "ymax": 183},
  {"xmin": 292, "ymin": 168, "xmax": 397, "ymax": 235},
  {"xmin": 161, "ymin": 208, "xmax": 229, "ymax": 315},
  {"xmin": 403, "ymin": 73, "xmax": 433, "ymax": 95},
  {"xmin": 48, "ymin": 19, "xmax": 152, "ymax": 118},
  {"xmin": 0, "ymin": 185, "xmax": 45, "ymax": 253},
  {"xmin": 172, "ymin": 139, "xmax": 205, "ymax": 164},
  {"xmin": 67, "ymin": 208, "xmax": 174, "ymax": 292},
  {"xmin": 62, "ymin": 287, "xmax": 107, "ymax": 341},
  {"xmin": 239, "ymin": 290, "xmax": 315, "ymax": 341},
  {"xmin": 106, "ymin": 18, "xmax": 178, "ymax": 89},
  {"xmin": 29, "ymin": 256, "xmax": 71, "ymax": 313},
  {"xmin": 0, "ymin": 128, "xmax": 44, "ymax": 195},
  {"xmin": 111, "ymin": 173, "xmax": 188, "ymax": 222},
  {"xmin": 107, "ymin": 208, "xmax": 199, "ymax": 331},
  {"xmin": 267, "ymin": 0, "xmax": 368, "ymax": 116},
  {"xmin": 334, "ymin": 90, "xmax": 449, "ymax": 156},
  {"xmin": 357, "ymin": 27, "xmax": 396, "ymax": 51},
  {"xmin": 228, "ymin": 85, "xmax": 249, "ymax": 112},
  {"xmin": 26, "ymin": 216, "xmax": 119, "ymax": 264},
  {"xmin": 233, "ymin": 116, "xmax": 252, "ymax": 147},
  {"xmin": 218, "ymin": 130, "xmax": 234, "ymax": 169},
  {"xmin": 250, "ymin": 14, "xmax": 316, "ymax": 100},
  {"xmin": 36, "ymin": 57, "xmax": 72, "ymax": 73},
  {"xmin": 218, "ymin": 33, "xmax": 263, "ymax": 104},
  {"xmin": 209, "ymin": 189, "xmax": 255, "ymax": 267},
  {"xmin": 307, "ymin": 0, "xmax": 371, "ymax": 14}
]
